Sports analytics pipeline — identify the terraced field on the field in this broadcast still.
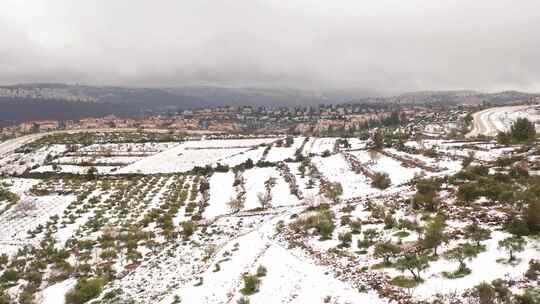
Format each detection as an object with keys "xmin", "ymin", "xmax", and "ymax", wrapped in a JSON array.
[{"xmin": 0, "ymin": 130, "xmax": 539, "ymax": 304}]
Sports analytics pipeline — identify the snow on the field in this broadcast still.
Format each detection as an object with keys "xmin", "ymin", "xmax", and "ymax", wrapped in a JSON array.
[
  {"xmin": 40, "ymin": 279, "xmax": 76, "ymax": 304},
  {"xmin": 0, "ymin": 194, "xmax": 76, "ymax": 254},
  {"xmin": 243, "ymin": 167, "xmax": 277, "ymax": 210},
  {"xmin": 265, "ymin": 137, "xmax": 304, "ymax": 162},
  {"xmin": 309, "ymin": 138, "xmax": 337, "ymax": 155},
  {"xmin": 118, "ymin": 138, "xmax": 276, "ymax": 174},
  {"xmin": 1, "ymin": 135, "xmax": 539, "ymax": 303},
  {"xmin": 205, "ymin": 172, "xmax": 237, "ymax": 218},
  {"xmin": 220, "ymin": 147, "xmax": 265, "ymax": 167},
  {"xmin": 313, "ymin": 154, "xmax": 377, "ymax": 199},
  {"xmin": 32, "ymin": 164, "xmax": 119, "ymax": 174},
  {"xmin": 412, "ymin": 231, "xmax": 540, "ymax": 299},
  {"xmin": 271, "ymin": 175, "xmax": 300, "ymax": 207},
  {"xmin": 249, "ymin": 245, "xmax": 384, "ymax": 304},
  {"xmin": 352, "ymin": 150, "xmax": 423, "ymax": 185},
  {"xmin": 0, "ymin": 144, "xmax": 68, "ymax": 174}
]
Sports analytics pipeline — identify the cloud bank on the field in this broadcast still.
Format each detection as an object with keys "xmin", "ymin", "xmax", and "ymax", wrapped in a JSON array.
[{"xmin": 1, "ymin": 0, "xmax": 540, "ymax": 93}]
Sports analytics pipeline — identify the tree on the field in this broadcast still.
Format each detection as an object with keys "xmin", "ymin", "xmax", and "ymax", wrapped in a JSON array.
[
  {"xmin": 372, "ymin": 130, "xmax": 385, "ymax": 149},
  {"xmin": 443, "ymin": 243, "xmax": 478, "ymax": 272},
  {"xmin": 464, "ymin": 223, "xmax": 491, "ymax": 247},
  {"xmin": 525, "ymin": 200, "xmax": 540, "ymax": 233},
  {"xmin": 510, "ymin": 117, "xmax": 536, "ymax": 142},
  {"xmin": 496, "ymin": 131, "xmax": 512, "ymax": 145},
  {"xmin": 374, "ymin": 241, "xmax": 401, "ymax": 265},
  {"xmin": 368, "ymin": 149, "xmax": 380, "ymax": 164},
  {"xmin": 256, "ymin": 192, "xmax": 271, "ymax": 209},
  {"xmin": 422, "ymin": 215, "xmax": 448, "ymax": 256},
  {"xmin": 412, "ymin": 178, "xmax": 442, "ymax": 211},
  {"xmin": 498, "ymin": 236, "xmax": 526, "ymax": 262},
  {"xmin": 396, "ymin": 253, "xmax": 429, "ymax": 281}
]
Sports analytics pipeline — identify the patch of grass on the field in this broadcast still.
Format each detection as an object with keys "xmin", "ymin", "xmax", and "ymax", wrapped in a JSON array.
[
  {"xmin": 393, "ymin": 230, "xmax": 410, "ymax": 238},
  {"xmin": 496, "ymin": 257, "xmax": 521, "ymax": 265},
  {"xmin": 370, "ymin": 262, "xmax": 392, "ymax": 270},
  {"xmin": 389, "ymin": 276, "xmax": 423, "ymax": 288},
  {"xmin": 442, "ymin": 267, "xmax": 471, "ymax": 279}
]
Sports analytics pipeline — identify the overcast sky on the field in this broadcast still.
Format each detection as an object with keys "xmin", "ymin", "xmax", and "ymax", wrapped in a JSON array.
[{"xmin": 1, "ymin": 0, "xmax": 540, "ymax": 93}]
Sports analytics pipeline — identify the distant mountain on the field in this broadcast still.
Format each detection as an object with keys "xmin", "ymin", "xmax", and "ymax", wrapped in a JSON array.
[
  {"xmin": 389, "ymin": 90, "xmax": 539, "ymax": 105},
  {"xmin": 1, "ymin": 83, "xmax": 363, "ymax": 108}
]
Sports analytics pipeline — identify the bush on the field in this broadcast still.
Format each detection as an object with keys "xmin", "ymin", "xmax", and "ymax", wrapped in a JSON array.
[
  {"xmin": 458, "ymin": 183, "xmax": 480, "ymax": 203},
  {"xmin": 181, "ymin": 221, "xmax": 196, "ymax": 238},
  {"xmin": 0, "ymin": 268, "xmax": 19, "ymax": 282},
  {"xmin": 319, "ymin": 221, "xmax": 335, "ymax": 241},
  {"xmin": 65, "ymin": 277, "xmax": 106, "ymax": 304},
  {"xmin": 371, "ymin": 172, "xmax": 391, "ymax": 189},
  {"xmin": 256, "ymin": 265, "xmax": 267, "ymax": 277},
  {"xmin": 237, "ymin": 297, "xmax": 250, "ymax": 304},
  {"xmin": 338, "ymin": 232, "xmax": 352, "ymax": 248},
  {"xmin": 525, "ymin": 260, "xmax": 540, "ymax": 280},
  {"xmin": 473, "ymin": 282, "xmax": 496, "ymax": 304},
  {"xmin": 240, "ymin": 275, "xmax": 260, "ymax": 295}
]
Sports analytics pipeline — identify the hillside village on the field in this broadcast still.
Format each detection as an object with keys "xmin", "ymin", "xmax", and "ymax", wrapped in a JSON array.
[{"xmin": 0, "ymin": 102, "xmax": 471, "ymax": 142}]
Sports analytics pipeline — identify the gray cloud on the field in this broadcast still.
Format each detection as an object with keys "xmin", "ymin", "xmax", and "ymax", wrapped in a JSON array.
[{"xmin": 1, "ymin": 0, "xmax": 540, "ymax": 93}]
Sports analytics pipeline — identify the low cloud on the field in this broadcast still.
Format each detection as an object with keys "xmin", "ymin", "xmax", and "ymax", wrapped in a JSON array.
[{"xmin": 1, "ymin": 0, "xmax": 540, "ymax": 93}]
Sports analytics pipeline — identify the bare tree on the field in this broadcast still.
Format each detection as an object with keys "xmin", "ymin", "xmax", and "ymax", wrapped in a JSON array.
[
  {"xmin": 257, "ymin": 192, "xmax": 271, "ymax": 209},
  {"xmin": 368, "ymin": 149, "xmax": 380, "ymax": 165},
  {"xmin": 227, "ymin": 197, "xmax": 244, "ymax": 213}
]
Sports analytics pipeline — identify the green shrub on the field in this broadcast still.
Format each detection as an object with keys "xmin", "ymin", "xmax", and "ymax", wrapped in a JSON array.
[
  {"xmin": 240, "ymin": 275, "xmax": 260, "ymax": 295},
  {"xmin": 371, "ymin": 172, "xmax": 391, "ymax": 189},
  {"xmin": 65, "ymin": 277, "xmax": 106, "ymax": 304}
]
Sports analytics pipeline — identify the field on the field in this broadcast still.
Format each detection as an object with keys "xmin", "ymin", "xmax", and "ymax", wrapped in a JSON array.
[{"xmin": 0, "ymin": 119, "xmax": 539, "ymax": 304}]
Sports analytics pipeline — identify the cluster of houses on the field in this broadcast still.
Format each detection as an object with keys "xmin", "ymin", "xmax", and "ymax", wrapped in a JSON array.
[
  {"xmin": 0, "ymin": 87, "xmax": 96, "ymax": 102},
  {"xmin": 0, "ymin": 104, "xmax": 432, "ymax": 139}
]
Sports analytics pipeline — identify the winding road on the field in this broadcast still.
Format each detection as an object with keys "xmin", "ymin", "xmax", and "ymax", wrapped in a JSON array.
[{"xmin": 466, "ymin": 105, "xmax": 539, "ymax": 138}]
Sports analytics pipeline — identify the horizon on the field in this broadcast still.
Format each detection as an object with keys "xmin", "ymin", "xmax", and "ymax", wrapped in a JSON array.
[{"xmin": 2, "ymin": 82, "xmax": 540, "ymax": 98}]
